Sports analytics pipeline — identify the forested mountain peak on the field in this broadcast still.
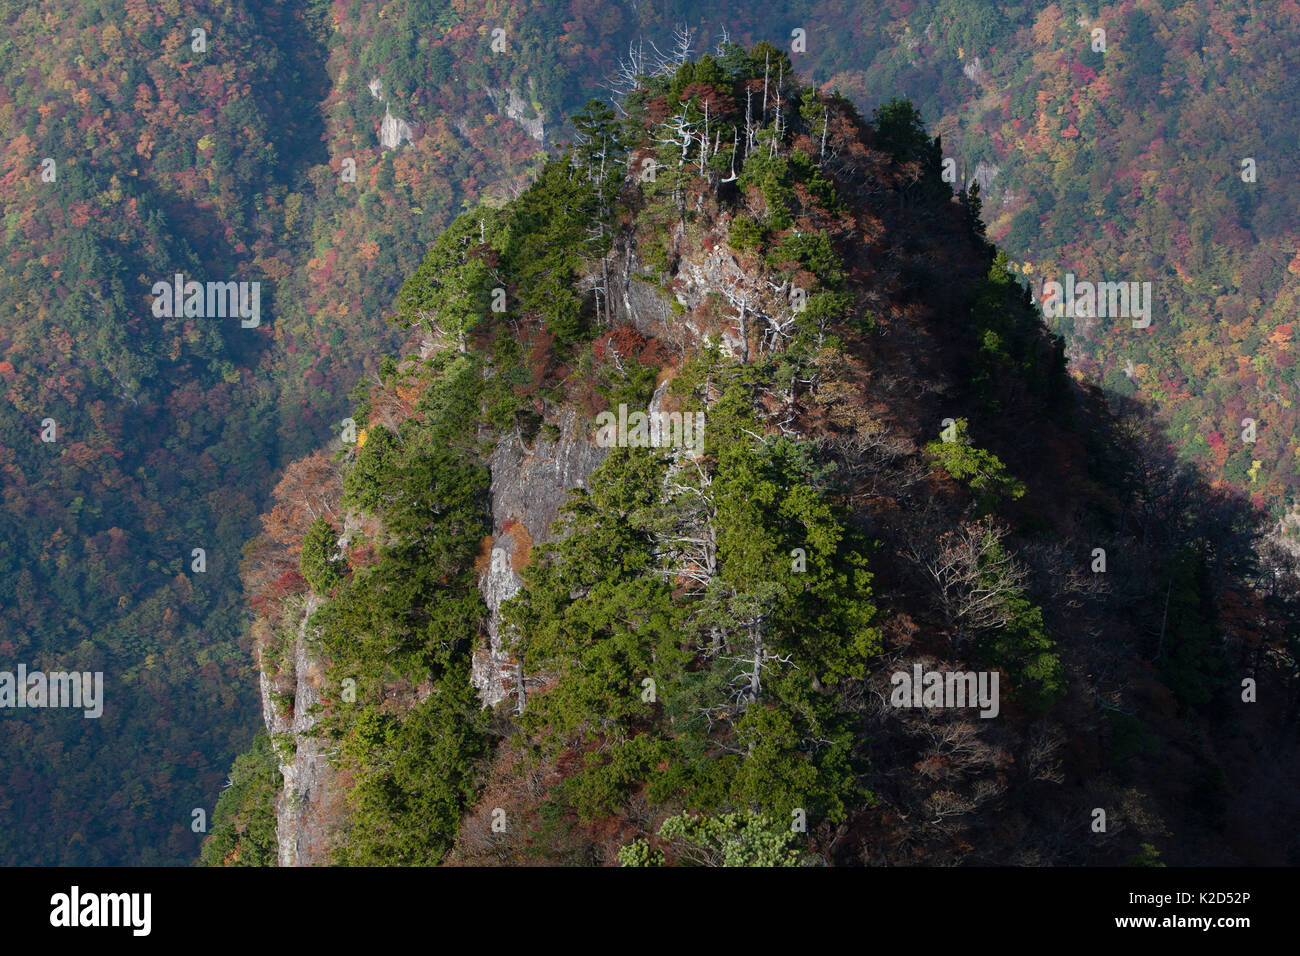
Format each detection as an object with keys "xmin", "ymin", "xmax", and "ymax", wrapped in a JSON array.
[
  {"xmin": 204, "ymin": 47, "xmax": 1300, "ymax": 867},
  {"xmin": 5, "ymin": 0, "xmax": 1298, "ymax": 871}
]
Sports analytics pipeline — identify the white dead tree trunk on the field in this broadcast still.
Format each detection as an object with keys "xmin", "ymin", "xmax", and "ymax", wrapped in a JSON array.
[
  {"xmin": 758, "ymin": 278, "xmax": 799, "ymax": 354},
  {"xmin": 720, "ymin": 128, "xmax": 739, "ymax": 184},
  {"xmin": 657, "ymin": 457, "xmax": 717, "ymax": 594},
  {"xmin": 720, "ymin": 276, "xmax": 755, "ymax": 364},
  {"xmin": 720, "ymin": 603, "xmax": 795, "ymax": 717},
  {"xmin": 770, "ymin": 63, "xmax": 784, "ymax": 157},
  {"xmin": 744, "ymin": 86, "xmax": 755, "ymax": 152},
  {"xmin": 655, "ymin": 104, "xmax": 696, "ymax": 166},
  {"xmin": 648, "ymin": 24, "xmax": 694, "ymax": 76}
]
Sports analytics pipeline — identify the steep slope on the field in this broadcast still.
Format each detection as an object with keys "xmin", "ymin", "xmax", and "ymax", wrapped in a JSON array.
[
  {"xmin": 799, "ymin": 0, "xmax": 1300, "ymax": 531},
  {"xmin": 208, "ymin": 47, "xmax": 1300, "ymax": 867}
]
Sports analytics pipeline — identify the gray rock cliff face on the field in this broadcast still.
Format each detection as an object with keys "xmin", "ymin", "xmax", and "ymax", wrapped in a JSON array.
[
  {"xmin": 485, "ymin": 85, "xmax": 545, "ymax": 143},
  {"xmin": 260, "ymin": 592, "xmax": 342, "ymax": 866},
  {"xmin": 257, "ymin": 407, "xmax": 611, "ymax": 861},
  {"xmin": 380, "ymin": 106, "xmax": 414, "ymax": 149},
  {"xmin": 971, "ymin": 160, "xmax": 1000, "ymax": 192},
  {"xmin": 472, "ymin": 408, "xmax": 607, "ymax": 709}
]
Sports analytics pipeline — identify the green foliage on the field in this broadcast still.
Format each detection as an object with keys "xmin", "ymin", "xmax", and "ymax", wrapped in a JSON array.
[
  {"xmin": 321, "ymin": 439, "xmax": 488, "ymax": 690},
  {"xmin": 617, "ymin": 837, "xmax": 665, "ymax": 867},
  {"xmin": 1104, "ymin": 711, "xmax": 1161, "ymax": 770},
  {"xmin": 1155, "ymin": 546, "xmax": 1229, "ymax": 716},
  {"xmin": 313, "ymin": 353, "xmax": 494, "ymax": 865},
  {"xmin": 957, "ymin": 181, "xmax": 988, "ymax": 247},
  {"xmin": 1128, "ymin": 842, "xmax": 1166, "ymax": 867},
  {"xmin": 979, "ymin": 580, "xmax": 1065, "ymax": 707},
  {"xmin": 925, "ymin": 418, "xmax": 1027, "ymax": 510},
  {"xmin": 767, "ymin": 230, "xmax": 844, "ymax": 283},
  {"xmin": 600, "ymin": 363, "xmax": 662, "ymax": 415},
  {"xmin": 498, "ymin": 159, "xmax": 608, "ymax": 343},
  {"xmin": 966, "ymin": 252, "xmax": 1069, "ymax": 416},
  {"xmin": 509, "ymin": 448, "xmax": 681, "ymax": 753},
  {"xmin": 300, "ymin": 515, "xmax": 342, "ymax": 594},
  {"xmin": 572, "ymin": 100, "xmax": 623, "ymax": 169},
  {"xmin": 508, "ymin": 375, "xmax": 880, "ymax": 827},
  {"xmin": 652, "ymin": 810, "xmax": 804, "ymax": 867},
  {"xmin": 944, "ymin": 518, "xmax": 1064, "ymax": 705},
  {"xmin": 786, "ymin": 149, "xmax": 841, "ymax": 211},
  {"xmin": 738, "ymin": 151, "xmax": 797, "ymax": 230},
  {"xmin": 559, "ymin": 733, "xmax": 668, "ymax": 820},
  {"xmin": 395, "ymin": 208, "xmax": 501, "ymax": 350},
  {"xmin": 200, "ymin": 731, "xmax": 282, "ymax": 867},
  {"xmin": 332, "ymin": 663, "xmax": 491, "ymax": 866},
  {"xmin": 738, "ymin": 42, "xmax": 795, "ymax": 84},
  {"xmin": 482, "ymin": 328, "xmax": 535, "ymax": 432},
  {"xmin": 930, "ymin": 0, "xmax": 1026, "ymax": 56},
  {"xmin": 342, "ymin": 423, "xmax": 399, "ymax": 514},
  {"xmin": 871, "ymin": 97, "xmax": 944, "ymax": 194},
  {"xmin": 728, "ymin": 215, "xmax": 764, "ymax": 251}
]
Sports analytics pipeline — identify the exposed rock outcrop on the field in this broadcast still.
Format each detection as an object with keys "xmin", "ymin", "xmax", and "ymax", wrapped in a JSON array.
[
  {"xmin": 971, "ymin": 160, "xmax": 1000, "ymax": 192},
  {"xmin": 485, "ymin": 84, "xmax": 545, "ymax": 143},
  {"xmin": 260, "ymin": 593, "xmax": 344, "ymax": 866},
  {"xmin": 380, "ymin": 106, "xmax": 414, "ymax": 149},
  {"xmin": 472, "ymin": 409, "xmax": 607, "ymax": 709}
]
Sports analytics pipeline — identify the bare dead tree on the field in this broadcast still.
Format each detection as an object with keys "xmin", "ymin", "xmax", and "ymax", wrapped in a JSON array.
[
  {"xmin": 605, "ymin": 39, "xmax": 650, "ymax": 106},
  {"xmin": 720, "ymin": 128, "xmax": 739, "ymax": 183},
  {"xmin": 718, "ymin": 598, "xmax": 795, "ymax": 713},
  {"xmin": 713, "ymin": 25, "xmax": 731, "ymax": 56},
  {"xmin": 656, "ymin": 456, "xmax": 717, "ymax": 594},
  {"xmin": 719, "ymin": 275, "xmax": 755, "ymax": 363},
  {"xmin": 1024, "ymin": 722, "xmax": 1066, "ymax": 784},
  {"xmin": 770, "ymin": 61, "xmax": 784, "ymax": 157},
  {"xmin": 744, "ymin": 85, "xmax": 755, "ymax": 152},
  {"xmin": 647, "ymin": 24, "xmax": 694, "ymax": 77},
  {"xmin": 757, "ymin": 278, "xmax": 799, "ymax": 354},
  {"xmin": 924, "ymin": 789, "xmax": 975, "ymax": 829},
  {"xmin": 906, "ymin": 518, "xmax": 1030, "ymax": 649}
]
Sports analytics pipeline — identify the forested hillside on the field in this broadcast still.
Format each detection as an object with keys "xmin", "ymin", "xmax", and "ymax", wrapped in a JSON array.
[
  {"xmin": 3, "ymin": 0, "xmax": 1298, "ymax": 865},
  {"xmin": 0, "ymin": 0, "xmax": 314, "ymax": 863},
  {"xmin": 204, "ymin": 47, "xmax": 1300, "ymax": 868}
]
